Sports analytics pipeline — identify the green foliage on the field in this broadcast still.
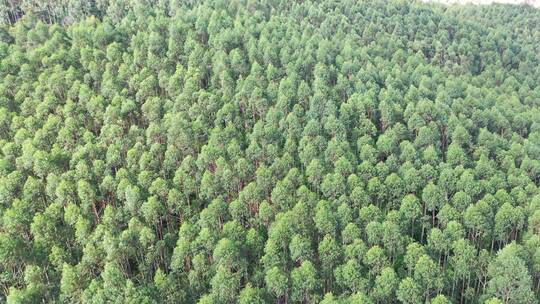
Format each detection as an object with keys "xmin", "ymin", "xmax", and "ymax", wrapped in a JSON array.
[{"xmin": 0, "ymin": 0, "xmax": 540, "ymax": 303}]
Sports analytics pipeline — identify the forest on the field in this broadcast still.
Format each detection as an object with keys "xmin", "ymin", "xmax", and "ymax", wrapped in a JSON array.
[{"xmin": 0, "ymin": 0, "xmax": 540, "ymax": 303}]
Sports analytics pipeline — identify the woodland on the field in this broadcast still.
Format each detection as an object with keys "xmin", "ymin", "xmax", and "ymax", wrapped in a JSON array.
[{"xmin": 0, "ymin": 0, "xmax": 540, "ymax": 303}]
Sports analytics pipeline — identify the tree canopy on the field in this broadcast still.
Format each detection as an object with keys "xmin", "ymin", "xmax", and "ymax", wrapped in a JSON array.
[{"xmin": 0, "ymin": 0, "xmax": 540, "ymax": 303}]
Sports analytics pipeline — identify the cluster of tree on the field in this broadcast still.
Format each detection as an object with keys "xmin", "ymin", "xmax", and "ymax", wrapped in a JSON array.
[
  {"xmin": 0, "ymin": 0, "xmax": 158, "ymax": 25},
  {"xmin": 1, "ymin": 0, "xmax": 540, "ymax": 303}
]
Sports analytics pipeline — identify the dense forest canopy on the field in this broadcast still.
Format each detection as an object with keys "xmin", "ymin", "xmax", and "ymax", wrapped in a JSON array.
[
  {"xmin": 422, "ymin": 0, "xmax": 540, "ymax": 8},
  {"xmin": 1, "ymin": 0, "xmax": 540, "ymax": 303}
]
